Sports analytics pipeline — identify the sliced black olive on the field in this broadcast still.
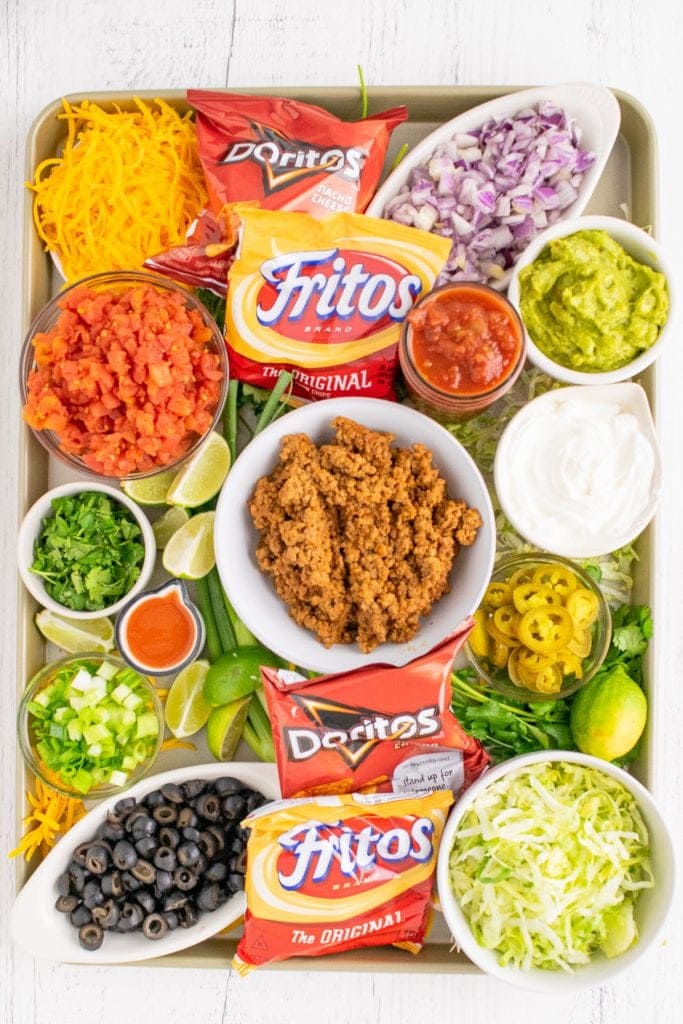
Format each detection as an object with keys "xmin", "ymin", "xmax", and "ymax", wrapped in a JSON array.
[
  {"xmin": 205, "ymin": 862, "xmax": 228, "ymax": 883},
  {"xmin": 245, "ymin": 791, "xmax": 267, "ymax": 813},
  {"xmin": 130, "ymin": 817, "xmax": 157, "ymax": 840},
  {"xmin": 176, "ymin": 842, "xmax": 200, "ymax": 868},
  {"xmin": 195, "ymin": 853, "xmax": 209, "ymax": 876},
  {"xmin": 99, "ymin": 821, "xmax": 125, "ymax": 843},
  {"xmin": 70, "ymin": 904, "xmax": 92, "ymax": 927},
  {"xmin": 182, "ymin": 779, "xmax": 206, "ymax": 801},
  {"xmin": 198, "ymin": 831, "xmax": 218, "ymax": 859},
  {"xmin": 143, "ymin": 789, "xmax": 165, "ymax": 809},
  {"xmin": 196, "ymin": 793, "xmax": 220, "ymax": 821},
  {"xmin": 114, "ymin": 796, "xmax": 136, "ymax": 818},
  {"xmin": 135, "ymin": 889, "xmax": 157, "ymax": 915},
  {"xmin": 230, "ymin": 848, "xmax": 248, "ymax": 875},
  {"xmin": 178, "ymin": 903, "xmax": 199, "ymax": 928},
  {"xmin": 164, "ymin": 910, "xmax": 179, "ymax": 930},
  {"xmin": 113, "ymin": 839, "xmax": 138, "ymax": 870},
  {"xmin": 78, "ymin": 922, "xmax": 103, "ymax": 951},
  {"xmin": 159, "ymin": 826, "xmax": 180, "ymax": 849},
  {"xmin": 85, "ymin": 844, "xmax": 110, "ymax": 875},
  {"xmin": 55, "ymin": 894, "xmax": 79, "ymax": 913},
  {"xmin": 153, "ymin": 804, "xmax": 178, "ymax": 826},
  {"xmin": 226, "ymin": 872, "xmax": 245, "ymax": 894},
  {"xmin": 121, "ymin": 871, "xmax": 142, "ymax": 893},
  {"xmin": 117, "ymin": 901, "xmax": 144, "ymax": 931},
  {"xmin": 101, "ymin": 870, "xmax": 123, "ymax": 899},
  {"xmin": 154, "ymin": 869, "xmax": 173, "ymax": 896},
  {"xmin": 205, "ymin": 825, "xmax": 226, "ymax": 853},
  {"xmin": 228, "ymin": 834, "xmax": 246, "ymax": 856},
  {"xmin": 214, "ymin": 777, "xmax": 241, "ymax": 797},
  {"xmin": 92, "ymin": 899, "xmax": 119, "ymax": 929},
  {"xmin": 177, "ymin": 807, "xmax": 198, "ymax": 830},
  {"xmin": 163, "ymin": 890, "xmax": 188, "ymax": 912},
  {"xmin": 173, "ymin": 867, "xmax": 198, "ymax": 892},
  {"xmin": 182, "ymin": 826, "xmax": 201, "ymax": 843},
  {"xmin": 72, "ymin": 841, "xmax": 92, "ymax": 866},
  {"xmin": 197, "ymin": 883, "xmax": 221, "ymax": 912},
  {"xmin": 135, "ymin": 835, "xmax": 158, "ymax": 858},
  {"xmin": 68, "ymin": 862, "xmax": 86, "ymax": 894},
  {"xmin": 131, "ymin": 859, "xmax": 157, "ymax": 885},
  {"xmin": 125, "ymin": 807, "xmax": 152, "ymax": 832},
  {"xmin": 82, "ymin": 880, "xmax": 105, "ymax": 909},
  {"xmin": 154, "ymin": 846, "xmax": 177, "ymax": 872},
  {"xmin": 221, "ymin": 795, "xmax": 247, "ymax": 821},
  {"xmin": 142, "ymin": 913, "xmax": 169, "ymax": 940},
  {"xmin": 160, "ymin": 783, "xmax": 184, "ymax": 805},
  {"xmin": 56, "ymin": 870, "xmax": 71, "ymax": 896}
]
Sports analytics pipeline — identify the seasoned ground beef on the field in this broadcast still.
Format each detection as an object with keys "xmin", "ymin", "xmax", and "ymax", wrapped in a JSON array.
[{"xmin": 249, "ymin": 417, "xmax": 482, "ymax": 652}]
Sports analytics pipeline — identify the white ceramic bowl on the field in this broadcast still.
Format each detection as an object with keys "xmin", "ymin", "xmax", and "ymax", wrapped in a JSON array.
[
  {"xmin": 17, "ymin": 481, "xmax": 156, "ymax": 620},
  {"xmin": 437, "ymin": 751, "xmax": 675, "ymax": 992},
  {"xmin": 493, "ymin": 381, "xmax": 661, "ymax": 559},
  {"xmin": 10, "ymin": 762, "xmax": 279, "ymax": 964},
  {"xmin": 214, "ymin": 397, "xmax": 496, "ymax": 674},
  {"xmin": 367, "ymin": 83, "xmax": 621, "ymax": 290},
  {"xmin": 507, "ymin": 215, "xmax": 672, "ymax": 384}
]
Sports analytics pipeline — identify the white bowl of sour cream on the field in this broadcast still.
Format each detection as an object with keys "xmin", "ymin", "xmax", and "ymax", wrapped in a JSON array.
[{"xmin": 494, "ymin": 382, "xmax": 661, "ymax": 558}]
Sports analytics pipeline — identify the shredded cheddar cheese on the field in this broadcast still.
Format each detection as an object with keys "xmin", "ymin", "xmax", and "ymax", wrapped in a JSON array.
[
  {"xmin": 9, "ymin": 777, "xmax": 85, "ymax": 862},
  {"xmin": 28, "ymin": 98, "xmax": 208, "ymax": 281},
  {"xmin": 161, "ymin": 738, "xmax": 196, "ymax": 752}
]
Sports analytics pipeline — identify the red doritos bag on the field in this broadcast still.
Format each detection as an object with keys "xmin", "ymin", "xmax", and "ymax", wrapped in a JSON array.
[
  {"xmin": 261, "ymin": 626, "xmax": 490, "ymax": 800},
  {"xmin": 187, "ymin": 90, "xmax": 407, "ymax": 217}
]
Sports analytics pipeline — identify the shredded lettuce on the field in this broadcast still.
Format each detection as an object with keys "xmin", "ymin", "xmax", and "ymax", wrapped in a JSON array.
[
  {"xmin": 447, "ymin": 368, "xmax": 637, "ymax": 605},
  {"xmin": 448, "ymin": 762, "xmax": 654, "ymax": 972}
]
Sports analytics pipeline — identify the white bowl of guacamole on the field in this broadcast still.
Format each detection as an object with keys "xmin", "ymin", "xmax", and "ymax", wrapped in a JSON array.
[{"xmin": 507, "ymin": 215, "xmax": 672, "ymax": 385}]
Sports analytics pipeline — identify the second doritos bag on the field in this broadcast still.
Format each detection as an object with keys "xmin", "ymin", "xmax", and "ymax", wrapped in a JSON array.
[{"xmin": 187, "ymin": 90, "xmax": 407, "ymax": 217}]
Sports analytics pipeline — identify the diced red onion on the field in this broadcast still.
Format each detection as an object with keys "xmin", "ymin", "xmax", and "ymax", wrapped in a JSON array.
[{"xmin": 382, "ymin": 101, "xmax": 595, "ymax": 284}]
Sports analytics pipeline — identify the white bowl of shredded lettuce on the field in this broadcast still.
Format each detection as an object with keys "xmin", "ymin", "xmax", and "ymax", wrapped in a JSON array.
[{"xmin": 436, "ymin": 752, "xmax": 674, "ymax": 991}]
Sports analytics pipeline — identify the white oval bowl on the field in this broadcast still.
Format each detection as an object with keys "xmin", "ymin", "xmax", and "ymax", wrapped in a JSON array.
[
  {"xmin": 10, "ymin": 762, "xmax": 280, "ymax": 964},
  {"xmin": 367, "ymin": 83, "xmax": 621, "ymax": 290},
  {"xmin": 507, "ymin": 214, "xmax": 673, "ymax": 384},
  {"xmin": 437, "ymin": 750, "xmax": 675, "ymax": 992},
  {"xmin": 17, "ymin": 481, "xmax": 156, "ymax": 620},
  {"xmin": 493, "ymin": 382, "xmax": 661, "ymax": 559},
  {"xmin": 214, "ymin": 397, "xmax": 495, "ymax": 674}
]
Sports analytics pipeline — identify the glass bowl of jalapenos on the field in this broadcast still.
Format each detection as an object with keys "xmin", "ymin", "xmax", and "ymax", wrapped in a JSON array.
[{"xmin": 465, "ymin": 553, "xmax": 611, "ymax": 702}]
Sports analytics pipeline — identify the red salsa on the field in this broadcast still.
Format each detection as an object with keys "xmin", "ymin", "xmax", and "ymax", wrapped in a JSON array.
[{"xmin": 407, "ymin": 284, "xmax": 523, "ymax": 396}]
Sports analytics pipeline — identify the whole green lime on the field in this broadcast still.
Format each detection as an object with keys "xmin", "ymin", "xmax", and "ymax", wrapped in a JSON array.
[{"xmin": 570, "ymin": 665, "xmax": 647, "ymax": 761}]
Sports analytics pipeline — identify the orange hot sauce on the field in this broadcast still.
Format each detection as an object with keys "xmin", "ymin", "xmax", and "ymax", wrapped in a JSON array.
[{"xmin": 123, "ymin": 586, "xmax": 196, "ymax": 671}]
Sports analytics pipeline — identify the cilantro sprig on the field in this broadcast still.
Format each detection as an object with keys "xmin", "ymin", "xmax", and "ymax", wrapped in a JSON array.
[{"xmin": 30, "ymin": 492, "xmax": 144, "ymax": 611}]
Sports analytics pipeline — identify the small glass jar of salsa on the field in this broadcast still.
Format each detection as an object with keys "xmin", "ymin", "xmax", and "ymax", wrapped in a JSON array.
[{"xmin": 400, "ymin": 283, "xmax": 526, "ymax": 422}]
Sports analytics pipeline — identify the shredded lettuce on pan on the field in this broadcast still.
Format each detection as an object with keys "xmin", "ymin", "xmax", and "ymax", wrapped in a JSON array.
[
  {"xmin": 448, "ymin": 762, "xmax": 654, "ymax": 972},
  {"xmin": 447, "ymin": 368, "xmax": 637, "ymax": 606}
]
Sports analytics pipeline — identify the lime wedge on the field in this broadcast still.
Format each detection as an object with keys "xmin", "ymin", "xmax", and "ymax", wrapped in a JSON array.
[
  {"xmin": 167, "ymin": 432, "xmax": 231, "ymax": 508},
  {"xmin": 206, "ymin": 695, "xmax": 252, "ymax": 761},
  {"xmin": 122, "ymin": 468, "xmax": 177, "ymax": 506},
  {"xmin": 162, "ymin": 511, "xmax": 216, "ymax": 580},
  {"xmin": 153, "ymin": 506, "xmax": 191, "ymax": 549},
  {"xmin": 164, "ymin": 659, "xmax": 212, "ymax": 738},
  {"xmin": 34, "ymin": 608, "xmax": 115, "ymax": 654}
]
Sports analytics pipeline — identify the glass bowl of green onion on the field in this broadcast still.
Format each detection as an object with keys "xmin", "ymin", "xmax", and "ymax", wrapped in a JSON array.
[{"xmin": 18, "ymin": 653, "xmax": 164, "ymax": 799}]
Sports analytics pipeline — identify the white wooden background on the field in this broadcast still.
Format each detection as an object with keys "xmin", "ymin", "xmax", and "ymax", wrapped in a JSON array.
[{"xmin": 1, "ymin": 1, "xmax": 681, "ymax": 1022}]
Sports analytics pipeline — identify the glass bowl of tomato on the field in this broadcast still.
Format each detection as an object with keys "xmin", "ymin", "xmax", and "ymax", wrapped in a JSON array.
[
  {"xmin": 19, "ymin": 271, "xmax": 228, "ymax": 481},
  {"xmin": 465, "ymin": 553, "xmax": 611, "ymax": 702},
  {"xmin": 399, "ymin": 282, "xmax": 526, "ymax": 423}
]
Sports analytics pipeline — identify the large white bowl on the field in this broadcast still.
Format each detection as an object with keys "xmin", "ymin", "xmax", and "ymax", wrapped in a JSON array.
[
  {"xmin": 214, "ymin": 398, "xmax": 495, "ymax": 674},
  {"xmin": 17, "ymin": 481, "xmax": 156, "ymax": 620},
  {"xmin": 507, "ymin": 215, "xmax": 673, "ymax": 384},
  {"xmin": 10, "ymin": 762, "xmax": 280, "ymax": 964},
  {"xmin": 366, "ymin": 83, "xmax": 621, "ymax": 290},
  {"xmin": 436, "ymin": 751, "xmax": 675, "ymax": 992}
]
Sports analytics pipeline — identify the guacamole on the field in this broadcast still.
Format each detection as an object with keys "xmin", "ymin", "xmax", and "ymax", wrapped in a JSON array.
[{"xmin": 518, "ymin": 229, "xmax": 669, "ymax": 372}]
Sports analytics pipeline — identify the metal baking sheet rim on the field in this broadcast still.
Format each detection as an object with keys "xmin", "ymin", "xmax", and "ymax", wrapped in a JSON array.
[{"xmin": 15, "ymin": 86, "xmax": 660, "ymax": 973}]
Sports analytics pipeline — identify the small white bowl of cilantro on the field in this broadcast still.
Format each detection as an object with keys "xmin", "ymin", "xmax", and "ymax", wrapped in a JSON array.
[
  {"xmin": 18, "ymin": 482, "xmax": 156, "ymax": 620},
  {"xmin": 437, "ymin": 751, "xmax": 675, "ymax": 991}
]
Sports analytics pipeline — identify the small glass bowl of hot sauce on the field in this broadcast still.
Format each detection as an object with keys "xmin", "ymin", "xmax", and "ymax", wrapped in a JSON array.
[
  {"xmin": 399, "ymin": 282, "xmax": 526, "ymax": 422},
  {"xmin": 115, "ymin": 580, "xmax": 205, "ymax": 676}
]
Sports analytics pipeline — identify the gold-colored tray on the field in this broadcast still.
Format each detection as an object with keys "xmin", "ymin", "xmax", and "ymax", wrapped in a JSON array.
[{"xmin": 16, "ymin": 86, "xmax": 659, "ymax": 971}]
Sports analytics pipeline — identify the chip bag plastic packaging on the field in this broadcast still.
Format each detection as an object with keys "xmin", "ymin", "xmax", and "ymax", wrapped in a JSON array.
[
  {"xmin": 261, "ymin": 625, "xmax": 489, "ymax": 800},
  {"xmin": 187, "ymin": 90, "xmax": 407, "ymax": 217},
  {"xmin": 232, "ymin": 789, "xmax": 453, "ymax": 974},
  {"xmin": 144, "ymin": 206, "xmax": 240, "ymax": 296},
  {"xmin": 225, "ymin": 207, "xmax": 451, "ymax": 401}
]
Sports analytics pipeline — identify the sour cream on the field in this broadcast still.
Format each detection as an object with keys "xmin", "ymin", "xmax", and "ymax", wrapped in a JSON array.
[{"xmin": 494, "ymin": 383, "xmax": 660, "ymax": 558}]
